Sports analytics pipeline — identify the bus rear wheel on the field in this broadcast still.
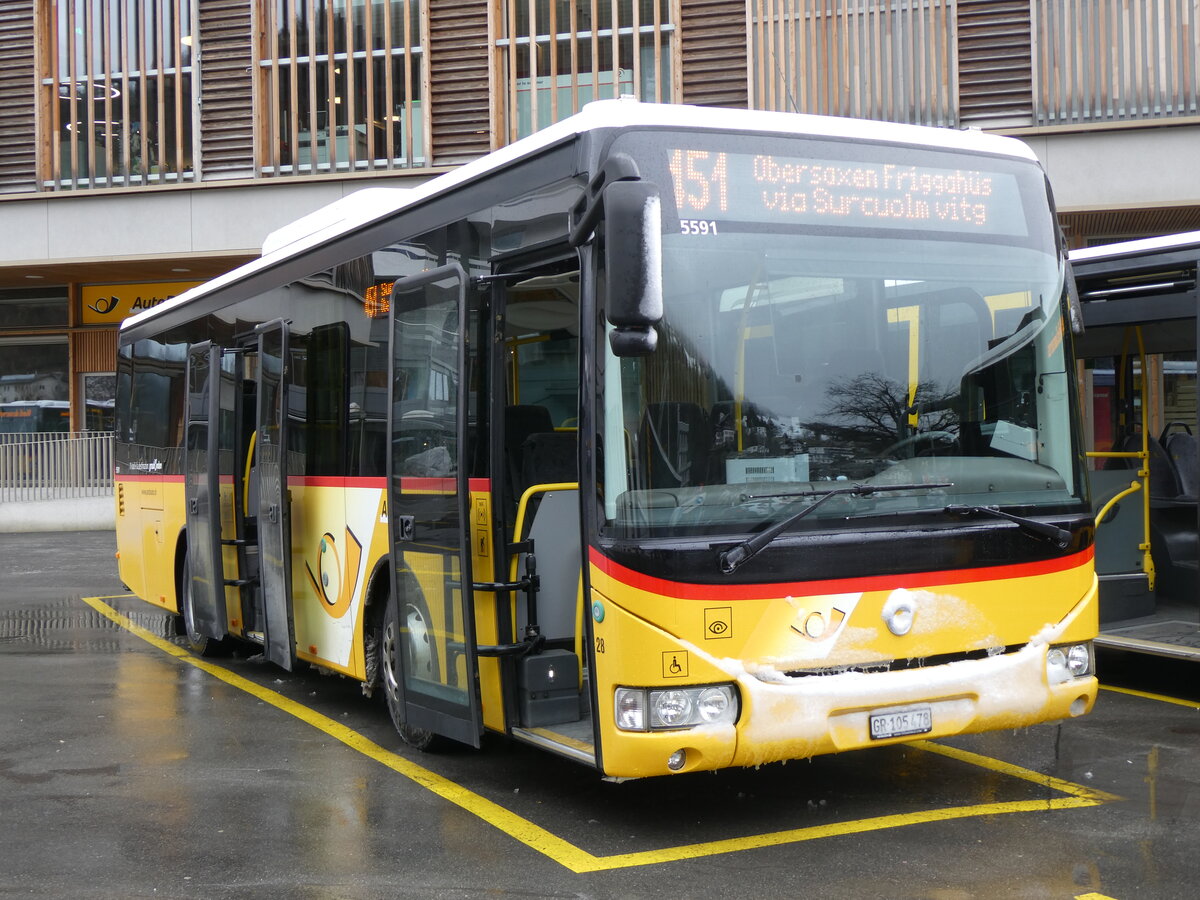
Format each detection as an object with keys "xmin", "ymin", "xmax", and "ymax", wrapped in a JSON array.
[{"xmin": 379, "ymin": 585, "xmax": 445, "ymax": 752}]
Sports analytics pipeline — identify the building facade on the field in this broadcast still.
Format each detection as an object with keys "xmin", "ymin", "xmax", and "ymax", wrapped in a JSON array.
[{"xmin": 1, "ymin": 0, "xmax": 1198, "ymax": 430}]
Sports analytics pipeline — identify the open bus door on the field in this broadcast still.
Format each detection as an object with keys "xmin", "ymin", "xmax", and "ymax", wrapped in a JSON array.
[
  {"xmin": 255, "ymin": 320, "xmax": 296, "ymax": 671},
  {"xmin": 1072, "ymin": 235, "xmax": 1200, "ymax": 660},
  {"xmin": 183, "ymin": 341, "xmax": 233, "ymax": 643},
  {"xmin": 386, "ymin": 264, "xmax": 483, "ymax": 747}
]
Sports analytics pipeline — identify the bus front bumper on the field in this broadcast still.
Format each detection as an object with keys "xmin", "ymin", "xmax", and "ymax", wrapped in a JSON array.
[{"xmin": 728, "ymin": 639, "xmax": 1097, "ymax": 769}]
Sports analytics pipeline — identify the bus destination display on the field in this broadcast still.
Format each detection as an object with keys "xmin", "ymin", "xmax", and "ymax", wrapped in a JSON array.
[{"xmin": 667, "ymin": 148, "xmax": 1028, "ymax": 236}]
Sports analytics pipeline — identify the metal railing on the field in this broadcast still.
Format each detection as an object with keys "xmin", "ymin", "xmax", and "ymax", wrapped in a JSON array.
[{"xmin": 0, "ymin": 432, "xmax": 114, "ymax": 502}]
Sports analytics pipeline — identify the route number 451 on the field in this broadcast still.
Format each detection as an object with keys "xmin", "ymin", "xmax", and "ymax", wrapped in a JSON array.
[{"xmin": 680, "ymin": 219, "xmax": 719, "ymax": 235}]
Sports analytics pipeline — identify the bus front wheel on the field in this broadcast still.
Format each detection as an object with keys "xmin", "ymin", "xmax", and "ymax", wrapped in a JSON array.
[
  {"xmin": 179, "ymin": 549, "xmax": 227, "ymax": 657},
  {"xmin": 379, "ymin": 585, "xmax": 445, "ymax": 752}
]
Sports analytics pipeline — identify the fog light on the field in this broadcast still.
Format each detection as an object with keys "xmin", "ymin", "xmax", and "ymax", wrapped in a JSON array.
[{"xmin": 667, "ymin": 749, "xmax": 687, "ymax": 771}]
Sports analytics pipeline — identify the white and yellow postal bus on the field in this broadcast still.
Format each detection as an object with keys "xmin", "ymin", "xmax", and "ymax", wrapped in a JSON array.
[{"xmin": 114, "ymin": 100, "xmax": 1098, "ymax": 778}]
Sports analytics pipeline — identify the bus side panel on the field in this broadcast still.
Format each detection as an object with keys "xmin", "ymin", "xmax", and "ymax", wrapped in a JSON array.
[
  {"xmin": 293, "ymin": 481, "xmax": 359, "ymax": 676},
  {"xmin": 115, "ymin": 474, "xmax": 185, "ymax": 613}
]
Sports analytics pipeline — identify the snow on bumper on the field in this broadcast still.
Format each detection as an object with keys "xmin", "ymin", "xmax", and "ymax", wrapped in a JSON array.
[{"xmin": 730, "ymin": 637, "xmax": 1097, "ymax": 768}]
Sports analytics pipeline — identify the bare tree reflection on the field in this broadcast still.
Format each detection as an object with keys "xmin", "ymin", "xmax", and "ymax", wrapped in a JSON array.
[{"xmin": 802, "ymin": 373, "xmax": 958, "ymax": 477}]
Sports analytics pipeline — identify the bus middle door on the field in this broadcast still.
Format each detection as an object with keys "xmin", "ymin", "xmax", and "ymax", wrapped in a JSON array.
[
  {"xmin": 183, "ymin": 341, "xmax": 240, "ymax": 643},
  {"xmin": 255, "ymin": 319, "xmax": 297, "ymax": 671},
  {"xmin": 386, "ymin": 263, "xmax": 483, "ymax": 747}
]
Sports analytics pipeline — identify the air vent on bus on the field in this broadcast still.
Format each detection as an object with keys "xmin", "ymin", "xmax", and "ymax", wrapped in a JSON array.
[{"xmin": 778, "ymin": 645, "xmax": 1023, "ymax": 679}]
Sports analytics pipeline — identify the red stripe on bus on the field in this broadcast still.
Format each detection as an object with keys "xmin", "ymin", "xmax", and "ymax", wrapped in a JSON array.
[{"xmin": 588, "ymin": 545, "xmax": 1094, "ymax": 601}]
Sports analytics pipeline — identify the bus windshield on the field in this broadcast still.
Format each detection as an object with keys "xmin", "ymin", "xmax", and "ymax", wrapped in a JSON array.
[{"xmin": 598, "ymin": 131, "xmax": 1081, "ymax": 537}]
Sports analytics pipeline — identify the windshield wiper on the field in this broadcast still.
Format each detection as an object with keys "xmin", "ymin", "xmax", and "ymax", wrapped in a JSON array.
[
  {"xmin": 718, "ymin": 482, "xmax": 953, "ymax": 574},
  {"xmin": 943, "ymin": 504, "xmax": 1071, "ymax": 548}
]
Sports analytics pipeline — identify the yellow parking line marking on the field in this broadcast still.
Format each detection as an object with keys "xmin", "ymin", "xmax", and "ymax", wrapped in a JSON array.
[
  {"xmin": 86, "ymin": 595, "xmax": 1122, "ymax": 873},
  {"xmin": 1075, "ymin": 894, "xmax": 1120, "ymax": 900},
  {"xmin": 1101, "ymin": 684, "xmax": 1200, "ymax": 709}
]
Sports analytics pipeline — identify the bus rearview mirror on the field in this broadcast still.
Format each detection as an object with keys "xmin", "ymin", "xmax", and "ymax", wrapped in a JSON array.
[{"xmin": 604, "ymin": 180, "xmax": 663, "ymax": 357}]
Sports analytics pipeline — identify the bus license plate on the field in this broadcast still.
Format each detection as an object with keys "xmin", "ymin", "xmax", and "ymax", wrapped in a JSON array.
[{"xmin": 869, "ymin": 705, "xmax": 933, "ymax": 740}]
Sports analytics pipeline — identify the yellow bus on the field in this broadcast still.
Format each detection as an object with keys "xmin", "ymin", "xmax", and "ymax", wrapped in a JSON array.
[{"xmin": 114, "ymin": 100, "xmax": 1098, "ymax": 778}]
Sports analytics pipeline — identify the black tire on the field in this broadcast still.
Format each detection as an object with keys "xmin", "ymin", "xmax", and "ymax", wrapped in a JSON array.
[
  {"xmin": 179, "ymin": 548, "xmax": 228, "ymax": 657},
  {"xmin": 379, "ymin": 580, "xmax": 446, "ymax": 752}
]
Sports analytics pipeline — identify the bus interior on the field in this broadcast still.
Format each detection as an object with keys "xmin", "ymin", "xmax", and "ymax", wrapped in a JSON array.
[{"xmin": 1072, "ymin": 233, "xmax": 1200, "ymax": 660}]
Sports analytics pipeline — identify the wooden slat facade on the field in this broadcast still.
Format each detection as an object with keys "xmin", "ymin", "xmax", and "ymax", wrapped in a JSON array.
[
  {"xmin": 71, "ymin": 328, "xmax": 119, "ymax": 373},
  {"xmin": 429, "ymin": 0, "xmax": 490, "ymax": 164},
  {"xmin": 957, "ymin": 0, "xmax": 1033, "ymax": 126},
  {"xmin": 0, "ymin": 0, "xmax": 37, "ymax": 192},
  {"xmin": 679, "ymin": 0, "xmax": 748, "ymax": 109},
  {"xmin": 197, "ymin": 0, "xmax": 256, "ymax": 179}
]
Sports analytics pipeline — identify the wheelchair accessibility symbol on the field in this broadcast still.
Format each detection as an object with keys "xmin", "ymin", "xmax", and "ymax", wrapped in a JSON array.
[{"xmin": 662, "ymin": 651, "xmax": 689, "ymax": 678}]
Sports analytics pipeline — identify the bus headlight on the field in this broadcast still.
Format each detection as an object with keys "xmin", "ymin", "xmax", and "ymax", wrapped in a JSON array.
[
  {"xmin": 1047, "ymin": 641, "xmax": 1093, "ymax": 684},
  {"xmin": 614, "ymin": 684, "xmax": 739, "ymax": 731}
]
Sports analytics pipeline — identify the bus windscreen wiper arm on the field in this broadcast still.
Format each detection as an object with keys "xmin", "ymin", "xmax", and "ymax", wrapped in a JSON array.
[
  {"xmin": 719, "ymin": 482, "xmax": 953, "ymax": 575},
  {"xmin": 943, "ymin": 504, "xmax": 1072, "ymax": 548}
]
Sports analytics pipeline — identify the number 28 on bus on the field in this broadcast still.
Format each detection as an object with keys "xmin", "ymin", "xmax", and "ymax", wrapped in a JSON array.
[{"xmin": 114, "ymin": 100, "xmax": 1097, "ymax": 779}]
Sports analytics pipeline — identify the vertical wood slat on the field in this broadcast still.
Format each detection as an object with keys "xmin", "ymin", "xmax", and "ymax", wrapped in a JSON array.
[
  {"xmin": 382, "ymin": 0, "xmax": 395, "ymax": 163},
  {"xmin": 750, "ymin": 0, "xmax": 954, "ymax": 126},
  {"xmin": 528, "ymin": 0, "xmax": 539, "ymax": 133},
  {"xmin": 67, "ymin": 0, "xmax": 79, "ymax": 180},
  {"xmin": 82, "ymin": 0, "xmax": 94, "ymax": 181},
  {"xmin": 1035, "ymin": 0, "xmax": 1199, "ymax": 124},
  {"xmin": 155, "ymin": 1, "xmax": 167, "ymax": 177},
  {"xmin": 363, "ymin": 0, "xmax": 374, "ymax": 164},
  {"xmin": 344, "ymin": 0, "xmax": 356, "ymax": 168},
  {"xmin": 173, "ymin": 2, "xmax": 184, "ymax": 174},
  {"xmin": 136, "ymin": 2, "xmax": 149, "ymax": 175}
]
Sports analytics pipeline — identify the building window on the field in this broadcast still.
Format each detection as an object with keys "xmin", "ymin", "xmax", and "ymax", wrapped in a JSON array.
[
  {"xmin": 495, "ymin": 0, "xmax": 677, "ymax": 144},
  {"xmin": 44, "ymin": 0, "xmax": 196, "ymax": 189},
  {"xmin": 260, "ymin": 0, "xmax": 428, "ymax": 174},
  {"xmin": 0, "ymin": 287, "xmax": 69, "ymax": 329},
  {"xmin": 0, "ymin": 338, "xmax": 70, "ymax": 435},
  {"xmin": 82, "ymin": 373, "xmax": 117, "ymax": 432}
]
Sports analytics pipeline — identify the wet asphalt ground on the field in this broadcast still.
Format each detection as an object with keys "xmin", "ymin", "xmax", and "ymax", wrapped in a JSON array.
[{"xmin": 1, "ymin": 530, "xmax": 1198, "ymax": 899}]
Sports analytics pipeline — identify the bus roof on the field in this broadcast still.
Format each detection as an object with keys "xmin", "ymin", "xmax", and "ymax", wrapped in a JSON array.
[
  {"xmin": 122, "ymin": 98, "xmax": 1042, "ymax": 333},
  {"xmin": 1070, "ymin": 231, "xmax": 1200, "ymax": 264}
]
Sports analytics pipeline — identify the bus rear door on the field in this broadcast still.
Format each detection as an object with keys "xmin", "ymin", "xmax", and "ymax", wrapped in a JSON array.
[{"xmin": 387, "ymin": 264, "xmax": 483, "ymax": 747}]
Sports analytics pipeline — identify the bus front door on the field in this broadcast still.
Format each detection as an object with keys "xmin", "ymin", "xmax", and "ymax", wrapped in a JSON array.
[
  {"xmin": 387, "ymin": 264, "xmax": 482, "ymax": 747},
  {"xmin": 256, "ymin": 320, "xmax": 296, "ymax": 671},
  {"xmin": 183, "ymin": 342, "xmax": 233, "ymax": 641}
]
